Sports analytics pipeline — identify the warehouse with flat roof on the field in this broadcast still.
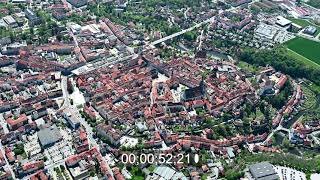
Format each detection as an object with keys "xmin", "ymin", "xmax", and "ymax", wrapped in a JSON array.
[
  {"xmin": 37, "ymin": 125, "xmax": 62, "ymax": 148},
  {"xmin": 249, "ymin": 162, "xmax": 279, "ymax": 180},
  {"xmin": 3, "ymin": 16, "xmax": 18, "ymax": 28}
]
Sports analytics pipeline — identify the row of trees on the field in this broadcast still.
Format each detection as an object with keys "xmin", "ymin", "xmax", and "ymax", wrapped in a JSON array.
[
  {"xmin": 264, "ymin": 81, "xmax": 292, "ymax": 110},
  {"xmin": 238, "ymin": 47, "xmax": 320, "ymax": 86},
  {"xmin": 143, "ymin": 0, "xmax": 205, "ymax": 9}
]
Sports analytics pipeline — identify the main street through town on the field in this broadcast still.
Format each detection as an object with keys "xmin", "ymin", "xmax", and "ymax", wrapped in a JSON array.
[
  {"xmin": 61, "ymin": 75, "xmax": 114, "ymax": 179},
  {"xmin": 0, "ymin": 143, "xmax": 15, "ymax": 179},
  {"xmin": 19, "ymin": 76, "xmax": 116, "ymax": 180}
]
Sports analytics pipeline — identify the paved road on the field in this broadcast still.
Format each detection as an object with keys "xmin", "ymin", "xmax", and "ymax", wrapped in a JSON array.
[
  {"xmin": 197, "ymin": 29, "xmax": 205, "ymax": 51},
  {"xmin": 22, "ymin": 158, "xmax": 67, "ymax": 180},
  {"xmin": 60, "ymin": 76, "xmax": 114, "ymax": 178},
  {"xmin": 302, "ymin": 3, "xmax": 320, "ymax": 13},
  {"xmin": 261, "ymin": 125, "xmax": 290, "ymax": 145},
  {"xmin": 0, "ymin": 144, "xmax": 16, "ymax": 179},
  {"xmin": 61, "ymin": 76, "xmax": 70, "ymax": 108}
]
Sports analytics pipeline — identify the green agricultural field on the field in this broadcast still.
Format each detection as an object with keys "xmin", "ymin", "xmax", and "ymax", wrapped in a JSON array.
[
  {"xmin": 287, "ymin": 49, "xmax": 320, "ymax": 68},
  {"xmin": 285, "ymin": 37, "xmax": 320, "ymax": 65}
]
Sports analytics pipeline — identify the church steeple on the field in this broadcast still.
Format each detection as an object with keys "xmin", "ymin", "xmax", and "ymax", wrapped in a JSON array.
[{"xmin": 200, "ymin": 76, "xmax": 206, "ymax": 94}]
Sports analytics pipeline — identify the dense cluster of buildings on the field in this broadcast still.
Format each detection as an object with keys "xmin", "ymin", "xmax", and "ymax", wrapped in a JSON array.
[
  {"xmin": 216, "ymin": 10, "xmax": 254, "ymax": 31},
  {"xmin": 75, "ymin": 54, "xmax": 260, "ymax": 147}
]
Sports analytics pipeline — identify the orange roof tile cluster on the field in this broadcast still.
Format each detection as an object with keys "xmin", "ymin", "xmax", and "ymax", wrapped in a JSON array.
[
  {"xmin": 276, "ymin": 75, "xmax": 288, "ymax": 89},
  {"xmin": 113, "ymin": 167, "xmax": 125, "ymax": 180},
  {"xmin": 30, "ymin": 170, "xmax": 49, "ymax": 180},
  {"xmin": 5, "ymin": 147, "xmax": 15, "ymax": 163},
  {"xmin": 83, "ymin": 105, "xmax": 97, "ymax": 120},
  {"xmin": 22, "ymin": 160, "xmax": 44, "ymax": 173},
  {"xmin": 6, "ymin": 114, "xmax": 28, "ymax": 130},
  {"xmin": 272, "ymin": 84, "xmax": 303, "ymax": 127},
  {"xmin": 73, "ymin": 127, "xmax": 89, "ymax": 153},
  {"xmin": 66, "ymin": 148, "xmax": 112, "ymax": 178}
]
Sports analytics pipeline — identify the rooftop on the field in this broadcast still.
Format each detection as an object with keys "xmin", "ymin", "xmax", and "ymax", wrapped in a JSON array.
[
  {"xmin": 276, "ymin": 16, "xmax": 291, "ymax": 27},
  {"xmin": 37, "ymin": 125, "xmax": 62, "ymax": 147},
  {"xmin": 249, "ymin": 162, "xmax": 279, "ymax": 180}
]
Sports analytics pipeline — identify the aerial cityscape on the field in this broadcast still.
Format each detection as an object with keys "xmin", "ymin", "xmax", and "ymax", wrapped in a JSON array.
[{"xmin": 0, "ymin": 0, "xmax": 320, "ymax": 179}]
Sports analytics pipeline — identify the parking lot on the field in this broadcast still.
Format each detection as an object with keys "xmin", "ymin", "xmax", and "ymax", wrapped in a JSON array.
[{"xmin": 275, "ymin": 166, "xmax": 306, "ymax": 180}]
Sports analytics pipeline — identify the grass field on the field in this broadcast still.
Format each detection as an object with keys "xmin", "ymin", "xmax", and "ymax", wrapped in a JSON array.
[
  {"xmin": 237, "ymin": 61, "xmax": 261, "ymax": 73},
  {"xmin": 285, "ymin": 37, "xmax": 320, "ymax": 65},
  {"xmin": 287, "ymin": 49, "xmax": 320, "ymax": 68}
]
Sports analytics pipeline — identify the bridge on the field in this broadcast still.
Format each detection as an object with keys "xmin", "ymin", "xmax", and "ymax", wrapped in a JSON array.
[{"xmin": 150, "ymin": 17, "xmax": 215, "ymax": 46}]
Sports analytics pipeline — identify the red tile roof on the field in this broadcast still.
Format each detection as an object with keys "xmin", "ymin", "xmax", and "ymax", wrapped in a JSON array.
[{"xmin": 6, "ymin": 114, "xmax": 28, "ymax": 130}]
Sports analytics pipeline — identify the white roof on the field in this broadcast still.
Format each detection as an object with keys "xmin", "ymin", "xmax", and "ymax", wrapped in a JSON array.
[
  {"xmin": 276, "ymin": 16, "xmax": 291, "ymax": 26},
  {"xmin": 11, "ymin": 0, "xmax": 26, "ymax": 2},
  {"xmin": 291, "ymin": 23, "xmax": 302, "ymax": 29},
  {"xmin": 154, "ymin": 166, "xmax": 176, "ymax": 180},
  {"xmin": 3, "ymin": 16, "xmax": 16, "ymax": 24},
  {"xmin": 311, "ymin": 174, "xmax": 320, "ymax": 180},
  {"xmin": 172, "ymin": 172, "xmax": 187, "ymax": 180},
  {"xmin": 81, "ymin": 24, "xmax": 101, "ymax": 34}
]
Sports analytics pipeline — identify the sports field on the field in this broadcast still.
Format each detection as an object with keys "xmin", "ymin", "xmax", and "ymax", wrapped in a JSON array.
[{"xmin": 285, "ymin": 37, "xmax": 320, "ymax": 65}]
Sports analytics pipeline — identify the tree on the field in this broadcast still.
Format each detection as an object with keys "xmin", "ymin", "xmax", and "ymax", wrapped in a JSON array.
[
  {"xmin": 243, "ymin": 118, "xmax": 251, "ymax": 134},
  {"xmin": 60, "ymin": 165, "xmax": 65, "ymax": 171},
  {"xmin": 207, "ymin": 133, "xmax": 218, "ymax": 140},
  {"xmin": 307, "ymin": 0, "xmax": 320, "ymax": 8},
  {"xmin": 238, "ymin": 47, "xmax": 320, "ymax": 86},
  {"xmin": 215, "ymin": 125, "xmax": 228, "ymax": 138},
  {"xmin": 282, "ymin": 137, "xmax": 293, "ymax": 150},
  {"xmin": 222, "ymin": 112, "xmax": 232, "ymax": 121},
  {"xmin": 263, "ymin": 81, "xmax": 292, "ymax": 110},
  {"xmin": 13, "ymin": 144, "xmax": 25, "ymax": 155},
  {"xmin": 183, "ymin": 31, "xmax": 197, "ymax": 41},
  {"xmin": 224, "ymin": 169, "xmax": 245, "ymax": 180}
]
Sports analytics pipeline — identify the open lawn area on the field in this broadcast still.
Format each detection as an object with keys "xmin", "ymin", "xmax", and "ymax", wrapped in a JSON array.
[
  {"xmin": 287, "ymin": 49, "xmax": 320, "ymax": 68},
  {"xmin": 237, "ymin": 61, "xmax": 261, "ymax": 73},
  {"xmin": 285, "ymin": 37, "xmax": 320, "ymax": 65}
]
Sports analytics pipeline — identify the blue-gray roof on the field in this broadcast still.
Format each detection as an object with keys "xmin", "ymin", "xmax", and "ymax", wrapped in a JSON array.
[{"xmin": 37, "ymin": 125, "xmax": 62, "ymax": 147}]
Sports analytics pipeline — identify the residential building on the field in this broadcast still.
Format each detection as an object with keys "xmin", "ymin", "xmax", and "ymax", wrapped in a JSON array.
[
  {"xmin": 3, "ymin": 16, "xmax": 18, "ymax": 28},
  {"xmin": 97, "ymin": 124, "xmax": 121, "ymax": 146},
  {"xmin": 303, "ymin": 26, "xmax": 317, "ymax": 36},
  {"xmin": 6, "ymin": 114, "xmax": 29, "ymax": 131},
  {"xmin": 25, "ymin": 9, "xmax": 42, "ymax": 26},
  {"xmin": 67, "ymin": 0, "xmax": 88, "ymax": 8},
  {"xmin": 63, "ymin": 109, "xmax": 80, "ymax": 129}
]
